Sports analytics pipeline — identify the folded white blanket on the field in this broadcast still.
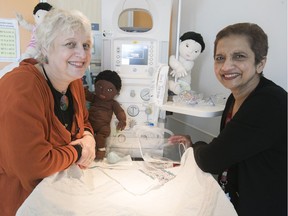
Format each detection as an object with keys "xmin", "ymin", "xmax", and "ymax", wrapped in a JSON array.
[{"xmin": 16, "ymin": 148, "xmax": 237, "ymax": 216}]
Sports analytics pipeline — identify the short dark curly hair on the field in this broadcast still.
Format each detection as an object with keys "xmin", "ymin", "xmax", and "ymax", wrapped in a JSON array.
[
  {"xmin": 214, "ymin": 23, "xmax": 268, "ymax": 65},
  {"xmin": 94, "ymin": 70, "xmax": 122, "ymax": 92},
  {"xmin": 180, "ymin": 31, "xmax": 205, "ymax": 53},
  {"xmin": 33, "ymin": 2, "xmax": 53, "ymax": 15}
]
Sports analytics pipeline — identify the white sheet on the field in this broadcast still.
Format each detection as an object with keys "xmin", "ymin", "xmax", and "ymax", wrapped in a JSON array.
[{"xmin": 16, "ymin": 148, "xmax": 237, "ymax": 216}]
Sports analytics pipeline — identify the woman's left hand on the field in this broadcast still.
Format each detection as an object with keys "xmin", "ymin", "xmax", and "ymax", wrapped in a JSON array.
[
  {"xmin": 168, "ymin": 134, "xmax": 192, "ymax": 148},
  {"xmin": 70, "ymin": 131, "xmax": 95, "ymax": 169}
]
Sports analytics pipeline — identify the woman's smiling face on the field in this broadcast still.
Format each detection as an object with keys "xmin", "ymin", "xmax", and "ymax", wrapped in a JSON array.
[
  {"xmin": 214, "ymin": 35, "xmax": 265, "ymax": 96},
  {"xmin": 47, "ymin": 30, "xmax": 92, "ymax": 82}
]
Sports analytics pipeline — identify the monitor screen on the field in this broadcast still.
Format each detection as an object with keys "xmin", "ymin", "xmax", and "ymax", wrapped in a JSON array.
[{"xmin": 121, "ymin": 44, "xmax": 148, "ymax": 66}]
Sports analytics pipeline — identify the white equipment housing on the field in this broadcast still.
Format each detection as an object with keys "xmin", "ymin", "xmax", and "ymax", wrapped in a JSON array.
[{"xmin": 101, "ymin": 0, "xmax": 172, "ymax": 157}]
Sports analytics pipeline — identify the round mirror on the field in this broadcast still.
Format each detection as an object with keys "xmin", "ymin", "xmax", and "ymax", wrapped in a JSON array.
[{"xmin": 118, "ymin": 9, "xmax": 152, "ymax": 32}]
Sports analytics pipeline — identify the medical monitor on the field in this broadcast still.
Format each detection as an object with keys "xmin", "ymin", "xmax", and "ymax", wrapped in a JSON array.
[
  {"xmin": 113, "ymin": 39, "xmax": 157, "ymax": 77},
  {"xmin": 121, "ymin": 44, "xmax": 148, "ymax": 66}
]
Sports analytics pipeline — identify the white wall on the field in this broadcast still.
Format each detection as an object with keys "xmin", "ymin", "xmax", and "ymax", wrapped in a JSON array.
[
  {"xmin": 47, "ymin": 0, "xmax": 101, "ymax": 23},
  {"xmin": 167, "ymin": 0, "xmax": 287, "ymax": 139}
]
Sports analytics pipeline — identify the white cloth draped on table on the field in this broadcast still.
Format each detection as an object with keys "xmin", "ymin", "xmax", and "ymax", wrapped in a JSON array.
[{"xmin": 16, "ymin": 148, "xmax": 237, "ymax": 216}]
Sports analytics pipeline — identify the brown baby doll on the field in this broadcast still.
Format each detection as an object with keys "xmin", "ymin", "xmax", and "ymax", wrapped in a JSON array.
[{"xmin": 85, "ymin": 70, "xmax": 126, "ymax": 159}]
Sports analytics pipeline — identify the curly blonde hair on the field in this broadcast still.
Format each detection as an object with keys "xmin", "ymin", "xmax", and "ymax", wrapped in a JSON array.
[{"xmin": 36, "ymin": 8, "xmax": 93, "ymax": 64}]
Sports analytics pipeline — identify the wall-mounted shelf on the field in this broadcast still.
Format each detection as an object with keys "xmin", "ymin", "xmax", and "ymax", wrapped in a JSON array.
[{"xmin": 161, "ymin": 101, "xmax": 224, "ymax": 118}]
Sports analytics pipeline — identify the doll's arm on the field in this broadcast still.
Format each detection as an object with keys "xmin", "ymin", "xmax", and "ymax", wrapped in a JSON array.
[
  {"xmin": 113, "ymin": 102, "xmax": 127, "ymax": 131},
  {"xmin": 169, "ymin": 55, "xmax": 178, "ymax": 69},
  {"xmin": 84, "ymin": 87, "xmax": 96, "ymax": 102},
  {"xmin": 16, "ymin": 12, "xmax": 34, "ymax": 32},
  {"xmin": 169, "ymin": 55, "xmax": 187, "ymax": 78}
]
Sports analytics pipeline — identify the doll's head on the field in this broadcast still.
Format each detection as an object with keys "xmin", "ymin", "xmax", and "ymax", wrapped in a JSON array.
[
  {"xmin": 179, "ymin": 31, "xmax": 205, "ymax": 61},
  {"xmin": 94, "ymin": 70, "xmax": 122, "ymax": 101},
  {"xmin": 33, "ymin": 2, "xmax": 53, "ymax": 26}
]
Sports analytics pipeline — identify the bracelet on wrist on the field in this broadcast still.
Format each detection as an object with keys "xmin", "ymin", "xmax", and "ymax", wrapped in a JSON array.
[
  {"xmin": 84, "ymin": 132, "xmax": 94, "ymax": 138},
  {"xmin": 98, "ymin": 147, "xmax": 106, "ymax": 152}
]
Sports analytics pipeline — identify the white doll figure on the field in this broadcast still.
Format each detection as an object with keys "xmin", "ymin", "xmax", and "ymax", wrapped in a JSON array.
[
  {"xmin": 168, "ymin": 31, "xmax": 205, "ymax": 95},
  {"xmin": 16, "ymin": 2, "xmax": 53, "ymax": 61}
]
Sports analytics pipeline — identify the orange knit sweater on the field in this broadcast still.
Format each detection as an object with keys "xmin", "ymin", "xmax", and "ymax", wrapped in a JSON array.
[{"xmin": 0, "ymin": 59, "xmax": 93, "ymax": 216}]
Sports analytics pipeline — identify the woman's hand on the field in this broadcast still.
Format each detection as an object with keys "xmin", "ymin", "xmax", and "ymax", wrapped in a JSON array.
[
  {"xmin": 70, "ymin": 131, "xmax": 96, "ymax": 169},
  {"xmin": 168, "ymin": 134, "xmax": 192, "ymax": 148}
]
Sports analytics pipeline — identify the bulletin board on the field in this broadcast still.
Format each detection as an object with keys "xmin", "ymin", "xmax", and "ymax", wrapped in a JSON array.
[
  {"xmin": 0, "ymin": 0, "xmax": 39, "ymax": 69},
  {"xmin": 0, "ymin": 19, "xmax": 20, "ymax": 62}
]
